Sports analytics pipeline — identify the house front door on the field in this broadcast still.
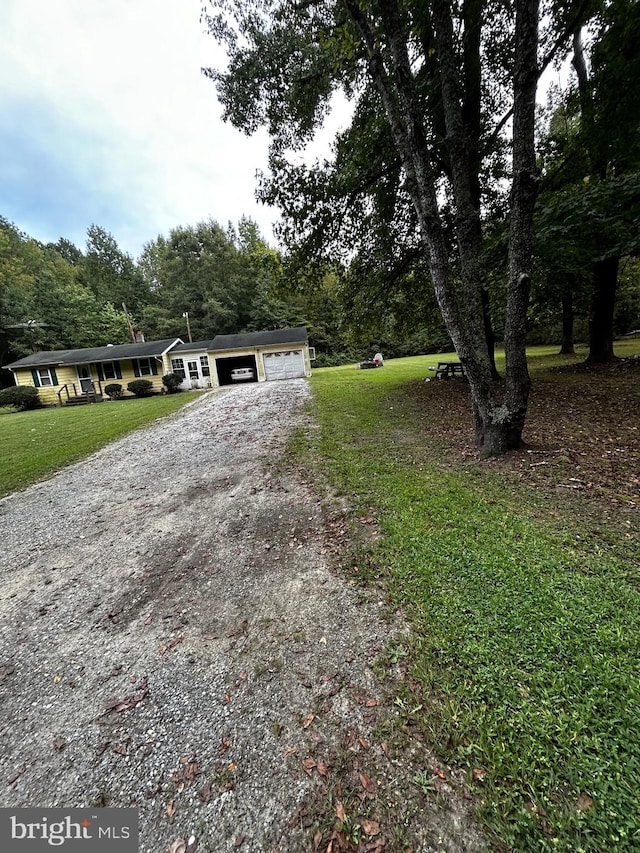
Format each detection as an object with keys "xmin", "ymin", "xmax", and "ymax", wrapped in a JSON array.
[
  {"xmin": 77, "ymin": 365, "xmax": 93, "ymax": 393},
  {"xmin": 186, "ymin": 360, "xmax": 200, "ymax": 387}
]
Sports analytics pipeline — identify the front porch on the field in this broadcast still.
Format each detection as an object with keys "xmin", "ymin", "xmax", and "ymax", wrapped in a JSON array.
[{"xmin": 57, "ymin": 382, "xmax": 104, "ymax": 406}]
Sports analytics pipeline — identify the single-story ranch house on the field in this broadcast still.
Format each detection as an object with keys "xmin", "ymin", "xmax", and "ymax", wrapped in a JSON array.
[{"xmin": 6, "ymin": 327, "xmax": 313, "ymax": 405}]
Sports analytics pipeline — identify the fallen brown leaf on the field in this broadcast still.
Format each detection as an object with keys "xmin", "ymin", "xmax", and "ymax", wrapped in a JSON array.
[
  {"xmin": 183, "ymin": 761, "xmax": 200, "ymax": 781},
  {"xmin": 359, "ymin": 772, "xmax": 377, "ymax": 794},
  {"xmin": 325, "ymin": 829, "xmax": 351, "ymax": 852},
  {"xmin": 198, "ymin": 782, "xmax": 212, "ymax": 804},
  {"xmin": 301, "ymin": 712, "xmax": 315, "ymax": 729},
  {"xmin": 335, "ymin": 801, "xmax": 346, "ymax": 822},
  {"xmin": 363, "ymin": 839, "xmax": 386, "ymax": 852},
  {"xmin": 159, "ymin": 635, "xmax": 184, "ymax": 655},
  {"xmin": 302, "ymin": 757, "xmax": 316, "ymax": 774},
  {"xmin": 104, "ymin": 678, "xmax": 148, "ymax": 714},
  {"xmin": 316, "ymin": 760, "xmax": 329, "ymax": 778},
  {"xmin": 361, "ymin": 818, "xmax": 380, "ymax": 836},
  {"xmin": 95, "ymin": 741, "xmax": 111, "ymax": 758},
  {"xmin": 171, "ymin": 759, "xmax": 200, "ymax": 786},
  {"xmin": 577, "ymin": 793, "xmax": 595, "ymax": 812},
  {"xmin": 166, "ymin": 800, "xmax": 176, "ymax": 818}
]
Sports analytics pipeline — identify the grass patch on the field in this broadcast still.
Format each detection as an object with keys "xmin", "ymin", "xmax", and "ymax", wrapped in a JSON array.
[
  {"xmin": 303, "ymin": 344, "xmax": 640, "ymax": 851},
  {"xmin": 0, "ymin": 393, "xmax": 198, "ymax": 496}
]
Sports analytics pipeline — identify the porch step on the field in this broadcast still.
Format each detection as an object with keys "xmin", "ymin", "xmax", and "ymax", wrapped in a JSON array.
[{"xmin": 64, "ymin": 395, "xmax": 104, "ymax": 406}]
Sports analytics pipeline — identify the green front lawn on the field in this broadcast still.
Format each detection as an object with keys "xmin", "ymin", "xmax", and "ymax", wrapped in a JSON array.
[
  {"xmin": 303, "ymin": 343, "xmax": 640, "ymax": 851},
  {"xmin": 0, "ymin": 393, "xmax": 197, "ymax": 496}
]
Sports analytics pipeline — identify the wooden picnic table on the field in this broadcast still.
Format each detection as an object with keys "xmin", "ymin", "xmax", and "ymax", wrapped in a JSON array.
[{"xmin": 434, "ymin": 360, "xmax": 465, "ymax": 380}]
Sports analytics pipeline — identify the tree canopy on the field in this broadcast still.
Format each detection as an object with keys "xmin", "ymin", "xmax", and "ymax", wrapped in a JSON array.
[
  {"xmin": 0, "ymin": 218, "xmax": 131, "ymax": 366},
  {"xmin": 204, "ymin": 0, "xmax": 640, "ymax": 451},
  {"xmin": 204, "ymin": 0, "xmax": 545, "ymax": 453}
]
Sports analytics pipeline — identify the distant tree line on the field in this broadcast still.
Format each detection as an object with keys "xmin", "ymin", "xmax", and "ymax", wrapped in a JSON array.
[
  {"xmin": 0, "ymin": 216, "xmax": 349, "ymax": 381},
  {"xmin": 0, "ymin": 208, "xmax": 463, "ymax": 386}
]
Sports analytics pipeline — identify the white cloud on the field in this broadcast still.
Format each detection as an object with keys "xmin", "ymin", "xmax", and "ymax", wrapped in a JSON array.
[{"xmin": 0, "ymin": 0, "xmax": 278, "ymax": 256}]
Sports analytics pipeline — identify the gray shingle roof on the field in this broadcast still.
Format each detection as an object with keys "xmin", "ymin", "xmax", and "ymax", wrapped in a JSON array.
[
  {"xmin": 6, "ymin": 339, "xmax": 183, "ymax": 369},
  {"xmin": 6, "ymin": 327, "xmax": 309, "ymax": 370},
  {"xmin": 211, "ymin": 326, "xmax": 308, "ymax": 351},
  {"xmin": 171, "ymin": 341, "xmax": 216, "ymax": 353}
]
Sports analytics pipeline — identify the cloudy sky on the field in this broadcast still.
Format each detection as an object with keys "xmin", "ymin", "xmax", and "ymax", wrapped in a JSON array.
[{"xmin": 0, "ymin": 0, "xmax": 284, "ymax": 258}]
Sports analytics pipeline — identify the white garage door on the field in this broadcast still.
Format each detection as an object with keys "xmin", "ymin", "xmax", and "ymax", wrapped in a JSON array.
[{"xmin": 263, "ymin": 350, "xmax": 305, "ymax": 380}]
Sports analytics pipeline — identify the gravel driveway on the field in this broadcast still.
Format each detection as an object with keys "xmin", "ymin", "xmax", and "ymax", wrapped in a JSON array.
[{"xmin": 0, "ymin": 381, "xmax": 484, "ymax": 852}]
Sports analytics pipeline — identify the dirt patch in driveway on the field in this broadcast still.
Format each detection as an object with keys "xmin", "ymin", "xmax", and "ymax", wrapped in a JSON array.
[{"xmin": 0, "ymin": 381, "xmax": 484, "ymax": 852}]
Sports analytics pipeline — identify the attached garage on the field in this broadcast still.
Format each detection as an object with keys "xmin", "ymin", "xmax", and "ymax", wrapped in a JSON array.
[
  {"xmin": 263, "ymin": 349, "xmax": 306, "ymax": 381},
  {"xmin": 209, "ymin": 327, "xmax": 312, "ymax": 388},
  {"xmin": 215, "ymin": 354, "xmax": 258, "ymax": 386}
]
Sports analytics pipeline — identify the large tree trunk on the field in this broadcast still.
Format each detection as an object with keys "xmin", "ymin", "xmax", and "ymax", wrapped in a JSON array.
[
  {"xmin": 560, "ymin": 293, "xmax": 575, "ymax": 354},
  {"xmin": 347, "ymin": 0, "xmax": 538, "ymax": 454},
  {"xmin": 462, "ymin": 0, "xmax": 500, "ymax": 381},
  {"xmin": 587, "ymin": 255, "xmax": 619, "ymax": 362},
  {"xmin": 573, "ymin": 29, "xmax": 618, "ymax": 363},
  {"xmin": 428, "ymin": 0, "xmax": 537, "ymax": 452},
  {"xmin": 485, "ymin": 0, "xmax": 538, "ymax": 453},
  {"xmin": 481, "ymin": 286, "xmax": 500, "ymax": 379}
]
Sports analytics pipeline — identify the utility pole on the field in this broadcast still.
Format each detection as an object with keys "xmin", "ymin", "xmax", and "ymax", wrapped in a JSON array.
[{"xmin": 182, "ymin": 312, "xmax": 193, "ymax": 343}]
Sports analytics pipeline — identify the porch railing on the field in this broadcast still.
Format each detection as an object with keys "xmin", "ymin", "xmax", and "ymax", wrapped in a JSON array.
[
  {"xmin": 57, "ymin": 383, "xmax": 77, "ymax": 405},
  {"xmin": 56, "ymin": 379, "xmax": 104, "ymax": 406}
]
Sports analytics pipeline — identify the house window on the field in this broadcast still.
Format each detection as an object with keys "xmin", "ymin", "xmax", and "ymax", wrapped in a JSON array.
[
  {"xmin": 132, "ymin": 357, "xmax": 157, "ymax": 377},
  {"xmin": 37, "ymin": 368, "xmax": 55, "ymax": 386},
  {"xmin": 97, "ymin": 361, "xmax": 122, "ymax": 381},
  {"xmin": 199, "ymin": 356, "xmax": 210, "ymax": 377},
  {"xmin": 171, "ymin": 357, "xmax": 186, "ymax": 379}
]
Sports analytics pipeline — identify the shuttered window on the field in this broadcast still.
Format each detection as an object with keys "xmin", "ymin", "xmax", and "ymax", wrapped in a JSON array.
[
  {"xmin": 96, "ymin": 361, "xmax": 122, "ymax": 381},
  {"xmin": 132, "ymin": 358, "xmax": 158, "ymax": 377},
  {"xmin": 30, "ymin": 368, "xmax": 58, "ymax": 387}
]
